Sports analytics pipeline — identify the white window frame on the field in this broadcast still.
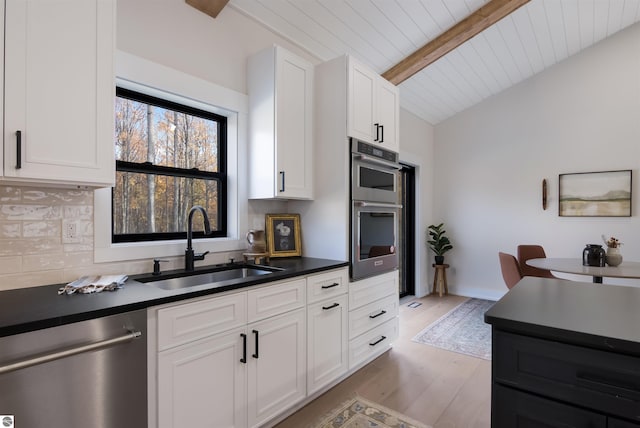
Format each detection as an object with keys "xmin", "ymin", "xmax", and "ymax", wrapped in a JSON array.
[{"xmin": 94, "ymin": 51, "xmax": 248, "ymax": 263}]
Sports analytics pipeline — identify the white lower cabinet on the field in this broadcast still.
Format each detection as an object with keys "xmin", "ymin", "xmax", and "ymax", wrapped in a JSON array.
[
  {"xmin": 158, "ymin": 326, "xmax": 247, "ymax": 428},
  {"xmin": 307, "ymin": 293, "xmax": 348, "ymax": 395},
  {"xmin": 247, "ymin": 309, "xmax": 306, "ymax": 428},
  {"xmin": 348, "ymin": 271, "xmax": 399, "ymax": 370},
  {"xmin": 152, "ymin": 267, "xmax": 393, "ymax": 428},
  {"xmin": 154, "ymin": 277, "xmax": 307, "ymax": 428}
]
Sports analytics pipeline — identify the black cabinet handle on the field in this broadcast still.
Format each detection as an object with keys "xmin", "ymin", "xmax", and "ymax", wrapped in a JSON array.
[
  {"xmin": 279, "ymin": 171, "xmax": 285, "ymax": 192},
  {"xmin": 321, "ymin": 282, "xmax": 339, "ymax": 289},
  {"xmin": 379, "ymin": 125, "xmax": 384, "ymax": 143},
  {"xmin": 576, "ymin": 372, "xmax": 640, "ymax": 400},
  {"xmin": 369, "ymin": 336, "xmax": 386, "ymax": 347},
  {"xmin": 240, "ymin": 333, "xmax": 247, "ymax": 363},
  {"xmin": 374, "ymin": 123, "xmax": 380, "ymax": 142},
  {"xmin": 16, "ymin": 130, "xmax": 22, "ymax": 169},
  {"xmin": 252, "ymin": 329, "xmax": 259, "ymax": 359},
  {"xmin": 322, "ymin": 302, "xmax": 339, "ymax": 310},
  {"xmin": 369, "ymin": 310, "xmax": 387, "ymax": 319}
]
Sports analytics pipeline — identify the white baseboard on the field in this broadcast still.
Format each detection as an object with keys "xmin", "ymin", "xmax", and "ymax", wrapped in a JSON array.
[{"xmin": 450, "ymin": 286, "xmax": 506, "ymax": 302}]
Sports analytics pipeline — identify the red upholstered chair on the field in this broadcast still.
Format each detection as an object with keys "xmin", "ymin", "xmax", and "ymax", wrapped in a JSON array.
[
  {"xmin": 517, "ymin": 245, "xmax": 556, "ymax": 278},
  {"xmin": 499, "ymin": 252, "xmax": 523, "ymax": 289}
]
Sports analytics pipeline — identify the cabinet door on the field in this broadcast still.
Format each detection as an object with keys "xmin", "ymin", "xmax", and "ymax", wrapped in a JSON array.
[
  {"xmin": 248, "ymin": 308, "xmax": 306, "ymax": 428},
  {"xmin": 307, "ymin": 294, "xmax": 348, "ymax": 395},
  {"xmin": 275, "ymin": 48, "xmax": 313, "ymax": 199},
  {"xmin": 348, "ymin": 58, "xmax": 376, "ymax": 143},
  {"xmin": 158, "ymin": 327, "xmax": 247, "ymax": 428},
  {"xmin": 492, "ymin": 384, "xmax": 606, "ymax": 428},
  {"xmin": 4, "ymin": 0, "xmax": 115, "ymax": 187},
  {"xmin": 376, "ymin": 79, "xmax": 400, "ymax": 152}
]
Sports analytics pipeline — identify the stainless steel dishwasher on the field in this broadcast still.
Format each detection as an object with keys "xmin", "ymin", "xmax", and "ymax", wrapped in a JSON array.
[{"xmin": 0, "ymin": 309, "xmax": 147, "ymax": 428}]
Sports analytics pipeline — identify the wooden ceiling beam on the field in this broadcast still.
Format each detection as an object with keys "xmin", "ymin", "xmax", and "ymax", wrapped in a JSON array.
[
  {"xmin": 382, "ymin": 0, "xmax": 530, "ymax": 85},
  {"xmin": 185, "ymin": 0, "xmax": 230, "ymax": 19}
]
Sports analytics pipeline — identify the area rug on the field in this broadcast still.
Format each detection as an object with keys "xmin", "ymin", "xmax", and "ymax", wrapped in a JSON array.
[
  {"xmin": 315, "ymin": 396, "xmax": 430, "ymax": 428},
  {"xmin": 411, "ymin": 298, "xmax": 494, "ymax": 360}
]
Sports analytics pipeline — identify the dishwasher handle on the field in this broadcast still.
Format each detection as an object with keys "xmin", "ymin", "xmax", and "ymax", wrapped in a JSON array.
[{"xmin": 0, "ymin": 330, "xmax": 142, "ymax": 375}]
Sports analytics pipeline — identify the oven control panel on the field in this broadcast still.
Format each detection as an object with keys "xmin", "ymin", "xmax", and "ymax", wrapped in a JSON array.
[{"xmin": 354, "ymin": 139, "xmax": 398, "ymax": 163}]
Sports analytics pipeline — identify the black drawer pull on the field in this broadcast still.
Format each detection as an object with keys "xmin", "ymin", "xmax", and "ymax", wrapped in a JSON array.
[
  {"xmin": 369, "ymin": 336, "xmax": 386, "ymax": 347},
  {"xmin": 322, "ymin": 303, "xmax": 339, "ymax": 310},
  {"xmin": 252, "ymin": 329, "xmax": 259, "ymax": 359},
  {"xmin": 576, "ymin": 372, "xmax": 640, "ymax": 400},
  {"xmin": 321, "ymin": 282, "xmax": 339, "ymax": 289},
  {"xmin": 240, "ymin": 333, "xmax": 247, "ymax": 363},
  {"xmin": 369, "ymin": 310, "xmax": 387, "ymax": 319},
  {"xmin": 279, "ymin": 171, "xmax": 285, "ymax": 192},
  {"xmin": 16, "ymin": 130, "xmax": 22, "ymax": 169}
]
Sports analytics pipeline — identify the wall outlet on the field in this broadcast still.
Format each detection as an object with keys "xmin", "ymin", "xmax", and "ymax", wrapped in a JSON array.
[{"xmin": 62, "ymin": 220, "xmax": 81, "ymax": 243}]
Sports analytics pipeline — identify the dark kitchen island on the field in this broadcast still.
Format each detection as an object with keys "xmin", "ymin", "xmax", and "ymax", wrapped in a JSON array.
[{"xmin": 485, "ymin": 276, "xmax": 640, "ymax": 427}]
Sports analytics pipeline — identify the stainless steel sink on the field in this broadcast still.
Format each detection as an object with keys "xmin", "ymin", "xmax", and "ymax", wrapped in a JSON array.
[{"xmin": 137, "ymin": 265, "xmax": 283, "ymax": 290}]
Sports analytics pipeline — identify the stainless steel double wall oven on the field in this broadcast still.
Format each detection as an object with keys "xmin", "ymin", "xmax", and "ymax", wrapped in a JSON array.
[{"xmin": 350, "ymin": 139, "xmax": 401, "ymax": 280}]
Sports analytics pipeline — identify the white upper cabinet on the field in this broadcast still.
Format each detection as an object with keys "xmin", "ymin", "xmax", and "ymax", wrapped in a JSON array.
[
  {"xmin": 3, "ymin": 0, "xmax": 115, "ymax": 187},
  {"xmin": 375, "ymin": 78, "xmax": 400, "ymax": 152},
  {"xmin": 248, "ymin": 45, "xmax": 314, "ymax": 200},
  {"xmin": 348, "ymin": 57, "xmax": 399, "ymax": 153}
]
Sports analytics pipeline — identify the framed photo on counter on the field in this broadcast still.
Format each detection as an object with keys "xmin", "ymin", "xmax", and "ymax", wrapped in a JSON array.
[{"xmin": 265, "ymin": 213, "xmax": 302, "ymax": 257}]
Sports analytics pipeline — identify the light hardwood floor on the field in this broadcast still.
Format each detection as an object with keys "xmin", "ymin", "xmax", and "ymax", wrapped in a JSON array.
[{"xmin": 275, "ymin": 294, "xmax": 491, "ymax": 428}]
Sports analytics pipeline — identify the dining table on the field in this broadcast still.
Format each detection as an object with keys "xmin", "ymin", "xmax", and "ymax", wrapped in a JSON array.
[{"xmin": 526, "ymin": 258, "xmax": 640, "ymax": 283}]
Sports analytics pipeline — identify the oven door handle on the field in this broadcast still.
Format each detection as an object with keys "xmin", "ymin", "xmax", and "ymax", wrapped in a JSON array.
[
  {"xmin": 354, "ymin": 201, "xmax": 403, "ymax": 209},
  {"xmin": 353, "ymin": 154, "xmax": 401, "ymax": 170}
]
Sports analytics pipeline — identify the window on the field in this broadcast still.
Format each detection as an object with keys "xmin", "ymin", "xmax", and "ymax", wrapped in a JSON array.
[{"xmin": 113, "ymin": 87, "xmax": 227, "ymax": 243}]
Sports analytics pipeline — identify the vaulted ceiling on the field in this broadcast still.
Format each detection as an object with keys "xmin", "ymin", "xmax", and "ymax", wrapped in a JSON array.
[{"xmin": 229, "ymin": 0, "xmax": 640, "ymax": 125}]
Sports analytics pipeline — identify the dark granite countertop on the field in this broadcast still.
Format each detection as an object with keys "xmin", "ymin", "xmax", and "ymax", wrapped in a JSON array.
[
  {"xmin": 0, "ymin": 257, "xmax": 348, "ymax": 337},
  {"xmin": 485, "ymin": 276, "xmax": 640, "ymax": 357}
]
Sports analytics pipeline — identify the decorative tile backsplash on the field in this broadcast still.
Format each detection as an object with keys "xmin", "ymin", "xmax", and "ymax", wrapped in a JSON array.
[
  {"xmin": 0, "ymin": 186, "xmax": 95, "ymax": 290},
  {"xmin": 0, "ymin": 185, "xmax": 290, "ymax": 291}
]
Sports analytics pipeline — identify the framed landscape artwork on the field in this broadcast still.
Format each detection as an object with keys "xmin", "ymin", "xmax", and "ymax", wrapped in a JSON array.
[
  {"xmin": 265, "ymin": 213, "xmax": 302, "ymax": 257},
  {"xmin": 559, "ymin": 170, "xmax": 632, "ymax": 217}
]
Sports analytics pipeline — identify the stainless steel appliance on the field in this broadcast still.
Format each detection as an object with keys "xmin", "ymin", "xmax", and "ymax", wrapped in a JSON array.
[
  {"xmin": 0, "ymin": 310, "xmax": 147, "ymax": 427},
  {"xmin": 351, "ymin": 139, "xmax": 400, "ymax": 204},
  {"xmin": 351, "ymin": 139, "xmax": 401, "ymax": 280}
]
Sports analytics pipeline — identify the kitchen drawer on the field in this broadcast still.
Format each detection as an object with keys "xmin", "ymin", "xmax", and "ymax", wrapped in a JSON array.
[
  {"xmin": 610, "ymin": 418, "xmax": 640, "ymax": 428},
  {"xmin": 349, "ymin": 316, "xmax": 398, "ymax": 369},
  {"xmin": 349, "ymin": 271, "xmax": 397, "ymax": 310},
  {"xmin": 494, "ymin": 330, "xmax": 640, "ymax": 421},
  {"xmin": 349, "ymin": 294, "xmax": 398, "ymax": 340},
  {"xmin": 492, "ymin": 383, "xmax": 606, "ymax": 428},
  {"xmin": 248, "ymin": 278, "xmax": 306, "ymax": 323},
  {"xmin": 307, "ymin": 268, "xmax": 349, "ymax": 304},
  {"xmin": 157, "ymin": 292, "xmax": 247, "ymax": 351}
]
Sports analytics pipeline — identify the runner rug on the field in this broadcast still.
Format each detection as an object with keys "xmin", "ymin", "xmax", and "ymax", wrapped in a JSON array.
[
  {"xmin": 411, "ymin": 298, "xmax": 494, "ymax": 360},
  {"xmin": 315, "ymin": 396, "xmax": 430, "ymax": 428}
]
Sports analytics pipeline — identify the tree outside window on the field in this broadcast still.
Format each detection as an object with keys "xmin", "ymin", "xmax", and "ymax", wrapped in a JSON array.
[{"xmin": 113, "ymin": 88, "xmax": 227, "ymax": 243}]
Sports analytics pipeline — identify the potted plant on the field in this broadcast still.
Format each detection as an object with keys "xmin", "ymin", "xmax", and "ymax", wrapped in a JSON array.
[{"xmin": 427, "ymin": 223, "xmax": 453, "ymax": 265}]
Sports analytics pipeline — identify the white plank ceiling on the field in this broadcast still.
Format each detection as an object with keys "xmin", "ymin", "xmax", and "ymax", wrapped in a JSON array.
[{"xmin": 229, "ymin": 0, "xmax": 640, "ymax": 125}]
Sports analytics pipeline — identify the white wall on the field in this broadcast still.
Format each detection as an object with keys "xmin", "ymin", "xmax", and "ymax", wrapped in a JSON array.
[
  {"xmin": 400, "ymin": 109, "xmax": 435, "ymax": 297},
  {"xmin": 0, "ymin": 1, "xmax": 320, "ymax": 290},
  {"xmin": 435, "ymin": 23, "xmax": 640, "ymax": 300},
  {"xmin": 117, "ymin": 0, "xmax": 319, "ymax": 94}
]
